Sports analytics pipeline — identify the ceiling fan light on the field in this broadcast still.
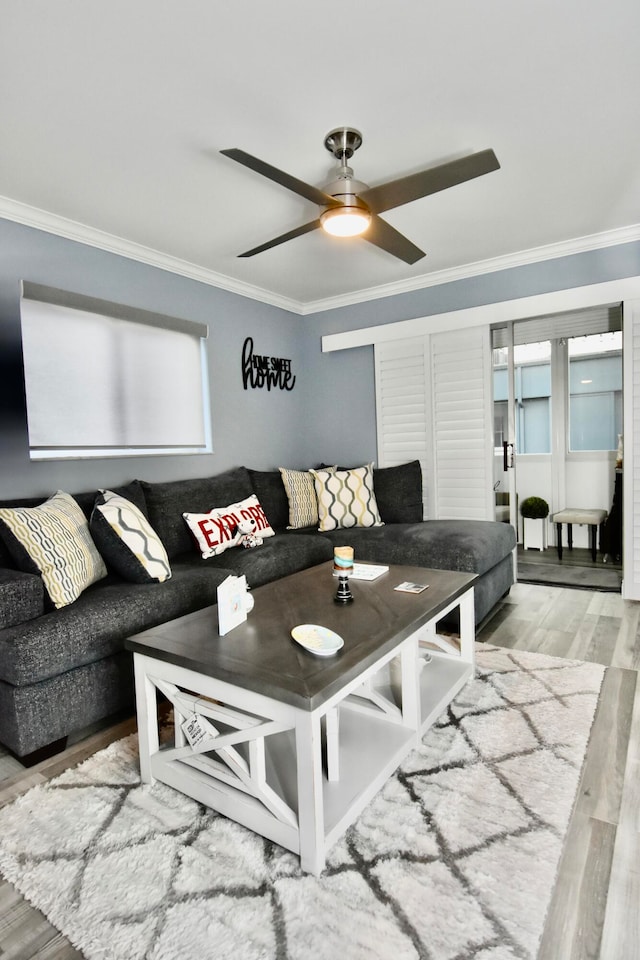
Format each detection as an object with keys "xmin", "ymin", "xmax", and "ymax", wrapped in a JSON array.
[{"xmin": 320, "ymin": 205, "xmax": 371, "ymax": 238}]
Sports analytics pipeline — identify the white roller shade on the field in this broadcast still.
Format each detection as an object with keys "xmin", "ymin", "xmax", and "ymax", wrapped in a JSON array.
[{"xmin": 20, "ymin": 284, "xmax": 211, "ymax": 460}]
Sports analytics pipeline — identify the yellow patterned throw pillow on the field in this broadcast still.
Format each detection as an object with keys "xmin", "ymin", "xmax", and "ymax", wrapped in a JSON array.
[
  {"xmin": 0, "ymin": 491, "xmax": 107, "ymax": 608},
  {"xmin": 279, "ymin": 466, "xmax": 335, "ymax": 529},
  {"xmin": 310, "ymin": 463, "xmax": 384, "ymax": 532}
]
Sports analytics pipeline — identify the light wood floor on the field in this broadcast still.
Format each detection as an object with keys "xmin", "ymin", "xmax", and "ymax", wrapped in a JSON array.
[{"xmin": 0, "ymin": 581, "xmax": 638, "ymax": 960}]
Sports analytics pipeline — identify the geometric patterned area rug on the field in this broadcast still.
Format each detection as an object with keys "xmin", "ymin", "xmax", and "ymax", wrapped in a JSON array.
[{"xmin": 0, "ymin": 645, "xmax": 605, "ymax": 960}]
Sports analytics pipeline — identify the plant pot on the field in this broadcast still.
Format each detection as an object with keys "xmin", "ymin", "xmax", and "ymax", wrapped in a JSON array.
[{"xmin": 523, "ymin": 516, "xmax": 547, "ymax": 551}]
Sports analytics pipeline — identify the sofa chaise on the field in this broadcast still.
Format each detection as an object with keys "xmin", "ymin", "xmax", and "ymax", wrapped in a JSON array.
[{"xmin": 0, "ymin": 460, "xmax": 515, "ymax": 760}]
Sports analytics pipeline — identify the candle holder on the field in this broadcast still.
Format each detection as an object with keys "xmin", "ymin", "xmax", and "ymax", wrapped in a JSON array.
[
  {"xmin": 334, "ymin": 572, "xmax": 353, "ymax": 604},
  {"xmin": 333, "ymin": 546, "xmax": 354, "ymax": 604}
]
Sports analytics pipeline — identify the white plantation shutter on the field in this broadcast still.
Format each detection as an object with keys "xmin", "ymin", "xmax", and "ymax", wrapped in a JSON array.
[
  {"xmin": 431, "ymin": 327, "xmax": 493, "ymax": 520},
  {"xmin": 375, "ymin": 337, "xmax": 430, "ymax": 517},
  {"xmin": 375, "ymin": 326, "xmax": 493, "ymax": 522}
]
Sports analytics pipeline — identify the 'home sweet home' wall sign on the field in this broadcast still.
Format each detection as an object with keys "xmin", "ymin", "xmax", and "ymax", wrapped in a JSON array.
[{"xmin": 241, "ymin": 337, "xmax": 296, "ymax": 391}]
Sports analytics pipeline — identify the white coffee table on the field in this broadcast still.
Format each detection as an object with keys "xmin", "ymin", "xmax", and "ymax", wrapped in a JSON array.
[{"xmin": 127, "ymin": 562, "xmax": 475, "ymax": 874}]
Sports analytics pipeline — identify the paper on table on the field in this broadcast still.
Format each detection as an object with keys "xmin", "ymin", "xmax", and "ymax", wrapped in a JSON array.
[
  {"xmin": 217, "ymin": 574, "xmax": 248, "ymax": 635},
  {"xmin": 349, "ymin": 563, "xmax": 389, "ymax": 581}
]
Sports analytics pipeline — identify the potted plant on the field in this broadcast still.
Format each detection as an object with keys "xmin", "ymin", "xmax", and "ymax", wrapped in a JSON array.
[{"xmin": 520, "ymin": 496, "xmax": 549, "ymax": 551}]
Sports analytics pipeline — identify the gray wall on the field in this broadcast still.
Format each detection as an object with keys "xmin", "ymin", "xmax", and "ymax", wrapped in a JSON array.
[
  {"xmin": 2, "ymin": 214, "xmax": 639, "ymax": 500},
  {"xmin": 0, "ymin": 219, "xmax": 308, "ymax": 499}
]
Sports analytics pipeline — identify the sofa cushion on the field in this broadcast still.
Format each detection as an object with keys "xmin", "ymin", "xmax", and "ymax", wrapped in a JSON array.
[
  {"xmin": 0, "ymin": 652, "xmax": 136, "ymax": 758},
  {"xmin": 184, "ymin": 494, "xmax": 275, "ymax": 559},
  {"xmin": 247, "ymin": 469, "xmax": 290, "ymax": 530},
  {"xmin": 374, "ymin": 461, "xmax": 424, "ymax": 524},
  {"xmin": 0, "ymin": 562, "xmax": 234, "ymax": 687},
  {"xmin": 196, "ymin": 533, "xmax": 334, "ymax": 589},
  {"xmin": 0, "ymin": 491, "xmax": 107, "ymax": 609},
  {"xmin": 140, "ymin": 467, "xmax": 254, "ymax": 559},
  {"xmin": 90, "ymin": 490, "xmax": 172, "ymax": 583},
  {"xmin": 0, "ymin": 569, "xmax": 45, "ymax": 629},
  {"xmin": 320, "ymin": 519, "xmax": 516, "ymax": 577},
  {"xmin": 311, "ymin": 463, "xmax": 384, "ymax": 532}
]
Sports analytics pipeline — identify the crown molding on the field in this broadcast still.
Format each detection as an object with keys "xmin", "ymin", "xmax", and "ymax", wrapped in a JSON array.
[
  {"xmin": 2, "ymin": 195, "xmax": 639, "ymax": 319},
  {"xmin": 300, "ymin": 223, "xmax": 640, "ymax": 315},
  {"xmin": 0, "ymin": 196, "xmax": 303, "ymax": 315}
]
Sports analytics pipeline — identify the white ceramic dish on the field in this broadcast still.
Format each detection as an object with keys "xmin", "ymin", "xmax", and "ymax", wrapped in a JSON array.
[{"xmin": 291, "ymin": 624, "xmax": 344, "ymax": 657}]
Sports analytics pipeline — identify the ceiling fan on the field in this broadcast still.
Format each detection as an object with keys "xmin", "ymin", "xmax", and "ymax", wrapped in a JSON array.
[{"xmin": 221, "ymin": 128, "xmax": 500, "ymax": 265}]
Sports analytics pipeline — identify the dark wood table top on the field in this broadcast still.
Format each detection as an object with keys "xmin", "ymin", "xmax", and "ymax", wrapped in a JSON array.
[{"xmin": 126, "ymin": 562, "xmax": 476, "ymax": 710}]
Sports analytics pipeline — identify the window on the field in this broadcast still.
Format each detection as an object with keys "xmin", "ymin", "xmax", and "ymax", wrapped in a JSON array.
[
  {"xmin": 493, "ymin": 341, "xmax": 551, "ymax": 454},
  {"xmin": 568, "ymin": 332, "xmax": 622, "ymax": 451},
  {"xmin": 20, "ymin": 282, "xmax": 211, "ymax": 460}
]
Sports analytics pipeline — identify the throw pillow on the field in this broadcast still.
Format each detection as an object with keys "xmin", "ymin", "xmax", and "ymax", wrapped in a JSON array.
[
  {"xmin": 90, "ymin": 490, "xmax": 171, "ymax": 584},
  {"xmin": 0, "ymin": 490, "xmax": 107, "ymax": 608},
  {"xmin": 310, "ymin": 463, "xmax": 384, "ymax": 532},
  {"xmin": 279, "ymin": 466, "xmax": 336, "ymax": 529},
  {"xmin": 184, "ymin": 494, "xmax": 275, "ymax": 559}
]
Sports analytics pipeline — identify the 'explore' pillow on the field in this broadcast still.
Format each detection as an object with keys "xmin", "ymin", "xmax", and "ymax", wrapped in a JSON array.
[
  {"xmin": 184, "ymin": 494, "xmax": 275, "ymax": 559},
  {"xmin": 310, "ymin": 463, "xmax": 384, "ymax": 532}
]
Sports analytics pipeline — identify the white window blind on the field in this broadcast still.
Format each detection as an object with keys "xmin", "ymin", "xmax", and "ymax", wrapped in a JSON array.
[{"xmin": 20, "ymin": 282, "xmax": 211, "ymax": 460}]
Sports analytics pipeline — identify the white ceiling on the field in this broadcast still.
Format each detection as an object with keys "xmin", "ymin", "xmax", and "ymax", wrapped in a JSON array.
[{"xmin": 2, "ymin": 0, "xmax": 639, "ymax": 313}]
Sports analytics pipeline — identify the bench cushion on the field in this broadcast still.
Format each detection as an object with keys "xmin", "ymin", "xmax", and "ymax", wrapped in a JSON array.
[{"xmin": 551, "ymin": 509, "xmax": 607, "ymax": 525}]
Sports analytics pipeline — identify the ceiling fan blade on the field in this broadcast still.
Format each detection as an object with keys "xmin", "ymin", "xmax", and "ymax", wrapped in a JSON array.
[
  {"xmin": 364, "ymin": 215, "xmax": 426, "ymax": 265},
  {"xmin": 360, "ymin": 148, "xmax": 500, "ymax": 215},
  {"xmin": 238, "ymin": 219, "xmax": 321, "ymax": 258},
  {"xmin": 221, "ymin": 148, "xmax": 337, "ymax": 207}
]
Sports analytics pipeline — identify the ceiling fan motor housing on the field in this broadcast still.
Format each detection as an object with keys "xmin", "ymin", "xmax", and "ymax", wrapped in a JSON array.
[
  {"xmin": 322, "ymin": 128, "xmax": 369, "ymax": 210},
  {"xmin": 322, "ymin": 175, "xmax": 369, "ymax": 208},
  {"xmin": 323, "ymin": 127, "xmax": 363, "ymax": 161}
]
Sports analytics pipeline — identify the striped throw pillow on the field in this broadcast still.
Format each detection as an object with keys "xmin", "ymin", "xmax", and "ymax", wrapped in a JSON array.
[
  {"xmin": 0, "ymin": 491, "xmax": 107, "ymax": 608},
  {"xmin": 310, "ymin": 463, "xmax": 384, "ymax": 532}
]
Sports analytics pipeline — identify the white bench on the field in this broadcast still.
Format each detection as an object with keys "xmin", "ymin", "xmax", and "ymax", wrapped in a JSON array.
[{"xmin": 551, "ymin": 508, "xmax": 607, "ymax": 563}]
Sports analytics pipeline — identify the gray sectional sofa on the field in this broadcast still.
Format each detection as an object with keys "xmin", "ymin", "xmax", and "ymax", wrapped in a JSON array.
[{"xmin": 0, "ymin": 461, "xmax": 515, "ymax": 760}]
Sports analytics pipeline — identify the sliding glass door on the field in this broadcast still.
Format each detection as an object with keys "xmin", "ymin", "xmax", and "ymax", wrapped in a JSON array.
[{"xmin": 493, "ymin": 306, "xmax": 622, "ymax": 558}]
